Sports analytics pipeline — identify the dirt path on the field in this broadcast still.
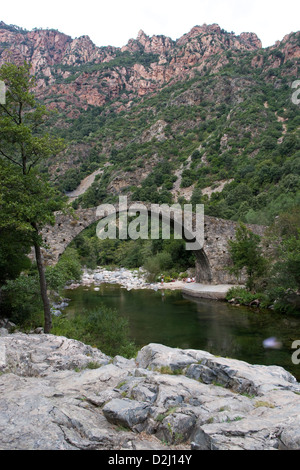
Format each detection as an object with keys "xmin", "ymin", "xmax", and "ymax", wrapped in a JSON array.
[
  {"xmin": 275, "ymin": 111, "xmax": 288, "ymax": 144},
  {"xmin": 66, "ymin": 168, "xmax": 103, "ymax": 202}
]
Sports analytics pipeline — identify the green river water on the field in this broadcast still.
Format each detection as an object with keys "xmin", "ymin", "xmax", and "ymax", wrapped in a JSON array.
[{"xmin": 63, "ymin": 283, "xmax": 300, "ymax": 380}]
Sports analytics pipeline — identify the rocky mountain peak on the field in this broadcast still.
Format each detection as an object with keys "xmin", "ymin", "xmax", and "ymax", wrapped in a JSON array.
[
  {"xmin": 0, "ymin": 21, "xmax": 298, "ymax": 113},
  {"xmin": 239, "ymin": 32, "xmax": 262, "ymax": 49},
  {"xmin": 137, "ymin": 29, "xmax": 148, "ymax": 41}
]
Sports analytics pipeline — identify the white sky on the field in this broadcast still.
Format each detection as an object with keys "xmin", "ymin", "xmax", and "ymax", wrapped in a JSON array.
[{"xmin": 1, "ymin": 0, "xmax": 300, "ymax": 48}]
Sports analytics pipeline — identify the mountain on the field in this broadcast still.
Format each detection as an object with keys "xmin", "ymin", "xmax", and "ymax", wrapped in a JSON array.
[
  {"xmin": 0, "ymin": 21, "xmax": 299, "ymax": 224},
  {"xmin": 0, "ymin": 22, "xmax": 263, "ymax": 108}
]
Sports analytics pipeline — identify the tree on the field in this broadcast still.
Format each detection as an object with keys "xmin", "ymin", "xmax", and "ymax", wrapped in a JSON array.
[
  {"xmin": 273, "ymin": 234, "xmax": 300, "ymax": 291},
  {"xmin": 264, "ymin": 208, "xmax": 300, "ymax": 311},
  {"xmin": 0, "ymin": 62, "xmax": 65, "ymax": 332},
  {"xmin": 0, "ymin": 228, "xmax": 32, "ymax": 286},
  {"xmin": 190, "ymin": 187, "xmax": 203, "ymax": 206},
  {"xmin": 228, "ymin": 223, "xmax": 266, "ymax": 290}
]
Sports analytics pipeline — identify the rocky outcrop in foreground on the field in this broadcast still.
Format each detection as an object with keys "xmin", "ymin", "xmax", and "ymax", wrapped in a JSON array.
[{"xmin": 0, "ymin": 330, "xmax": 300, "ymax": 450}]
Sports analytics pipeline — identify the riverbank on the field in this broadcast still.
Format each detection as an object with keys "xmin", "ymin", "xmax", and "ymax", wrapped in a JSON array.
[
  {"xmin": 66, "ymin": 266, "xmax": 191, "ymax": 292},
  {"xmin": 182, "ymin": 283, "xmax": 239, "ymax": 300},
  {"xmin": 65, "ymin": 266, "xmax": 237, "ymax": 300}
]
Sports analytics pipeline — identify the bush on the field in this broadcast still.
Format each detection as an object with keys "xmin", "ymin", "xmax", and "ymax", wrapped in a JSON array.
[
  {"xmin": 156, "ymin": 252, "xmax": 173, "ymax": 271},
  {"xmin": 144, "ymin": 251, "xmax": 173, "ymax": 281},
  {"xmin": 228, "ymin": 223, "xmax": 267, "ymax": 289},
  {"xmin": 143, "ymin": 256, "xmax": 161, "ymax": 282},
  {"xmin": 52, "ymin": 306, "xmax": 137, "ymax": 358},
  {"xmin": 1, "ymin": 274, "xmax": 43, "ymax": 328},
  {"xmin": 226, "ymin": 286, "xmax": 269, "ymax": 307},
  {"xmin": 46, "ymin": 248, "xmax": 82, "ymax": 292}
]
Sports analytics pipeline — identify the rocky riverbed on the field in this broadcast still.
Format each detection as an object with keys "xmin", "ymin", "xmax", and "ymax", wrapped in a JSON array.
[
  {"xmin": 66, "ymin": 267, "xmax": 190, "ymax": 292},
  {"xmin": 0, "ymin": 330, "xmax": 300, "ymax": 450},
  {"xmin": 51, "ymin": 267, "xmax": 170, "ymax": 317}
]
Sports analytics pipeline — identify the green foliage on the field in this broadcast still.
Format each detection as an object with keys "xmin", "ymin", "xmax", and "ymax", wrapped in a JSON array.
[
  {"xmin": 52, "ymin": 306, "xmax": 137, "ymax": 358},
  {"xmin": 53, "ymin": 50, "xmax": 160, "ymax": 81},
  {"xmin": 272, "ymin": 234, "xmax": 300, "ymax": 291},
  {"xmin": 0, "ymin": 228, "xmax": 32, "ymax": 285},
  {"xmin": 0, "ymin": 61, "xmax": 67, "ymax": 333},
  {"xmin": 228, "ymin": 209, "xmax": 300, "ymax": 314},
  {"xmin": 228, "ymin": 224, "xmax": 267, "ymax": 290},
  {"xmin": 35, "ymin": 36, "xmax": 300, "ymax": 228},
  {"xmin": 143, "ymin": 255, "xmax": 166, "ymax": 282},
  {"xmin": 46, "ymin": 248, "xmax": 82, "ymax": 292},
  {"xmin": 1, "ymin": 35, "xmax": 300, "ymax": 327},
  {"xmin": 1, "ymin": 273, "xmax": 43, "ymax": 327},
  {"xmin": 226, "ymin": 287, "xmax": 269, "ymax": 307},
  {"xmin": 70, "ymin": 218, "xmax": 195, "ymax": 276},
  {"xmin": 190, "ymin": 188, "xmax": 203, "ymax": 206},
  {"xmin": 0, "ymin": 62, "xmax": 65, "ymax": 175},
  {"xmin": 262, "ymin": 208, "xmax": 300, "ymax": 313},
  {"xmin": 0, "ymin": 160, "xmax": 64, "ymax": 233}
]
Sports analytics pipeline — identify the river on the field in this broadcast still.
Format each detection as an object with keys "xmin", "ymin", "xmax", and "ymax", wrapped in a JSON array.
[{"xmin": 63, "ymin": 283, "xmax": 300, "ymax": 380}]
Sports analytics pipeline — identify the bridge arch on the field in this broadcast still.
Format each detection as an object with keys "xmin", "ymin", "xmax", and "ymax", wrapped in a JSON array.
[{"xmin": 39, "ymin": 204, "xmax": 265, "ymax": 285}]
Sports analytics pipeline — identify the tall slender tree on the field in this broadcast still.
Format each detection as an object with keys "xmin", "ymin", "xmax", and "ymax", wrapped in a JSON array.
[{"xmin": 0, "ymin": 62, "xmax": 66, "ymax": 332}]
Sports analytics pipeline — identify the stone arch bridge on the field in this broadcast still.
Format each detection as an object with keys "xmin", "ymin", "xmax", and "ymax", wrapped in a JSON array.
[{"xmin": 39, "ymin": 204, "xmax": 265, "ymax": 285}]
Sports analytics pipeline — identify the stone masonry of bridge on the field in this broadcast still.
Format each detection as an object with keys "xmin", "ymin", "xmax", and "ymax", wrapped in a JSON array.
[{"xmin": 39, "ymin": 205, "xmax": 265, "ymax": 285}]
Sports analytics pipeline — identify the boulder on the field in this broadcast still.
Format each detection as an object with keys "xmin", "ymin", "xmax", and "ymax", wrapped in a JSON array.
[{"xmin": 102, "ymin": 398, "xmax": 152, "ymax": 431}]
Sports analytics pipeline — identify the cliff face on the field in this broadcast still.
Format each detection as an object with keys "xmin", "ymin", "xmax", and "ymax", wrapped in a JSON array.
[
  {"xmin": 0, "ymin": 21, "xmax": 265, "ymax": 110},
  {"xmin": 0, "ymin": 21, "xmax": 299, "ymax": 215},
  {"xmin": 0, "ymin": 21, "xmax": 117, "ymax": 70},
  {"xmin": 0, "ymin": 21, "xmax": 298, "ymax": 114}
]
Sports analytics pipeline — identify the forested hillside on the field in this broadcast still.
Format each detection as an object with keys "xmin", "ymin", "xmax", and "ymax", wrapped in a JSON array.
[{"xmin": 0, "ymin": 21, "xmax": 299, "ymax": 226}]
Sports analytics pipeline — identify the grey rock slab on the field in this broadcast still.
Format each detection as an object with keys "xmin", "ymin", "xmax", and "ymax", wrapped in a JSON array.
[
  {"xmin": 191, "ymin": 418, "xmax": 281, "ymax": 450},
  {"xmin": 102, "ymin": 398, "xmax": 152, "ymax": 430},
  {"xmin": 1, "ymin": 333, "xmax": 300, "ymax": 450},
  {"xmin": 136, "ymin": 343, "xmax": 213, "ymax": 372},
  {"xmin": 130, "ymin": 383, "xmax": 158, "ymax": 404},
  {"xmin": 186, "ymin": 355, "xmax": 299, "ymax": 396},
  {"xmin": 156, "ymin": 412, "xmax": 197, "ymax": 444},
  {"xmin": 0, "ymin": 333, "xmax": 110, "ymax": 376},
  {"xmin": 279, "ymin": 417, "xmax": 300, "ymax": 450},
  {"xmin": 137, "ymin": 343, "xmax": 299, "ymax": 396}
]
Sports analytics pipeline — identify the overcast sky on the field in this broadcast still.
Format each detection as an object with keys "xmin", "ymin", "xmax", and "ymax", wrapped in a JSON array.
[{"xmin": 2, "ymin": 0, "xmax": 299, "ymax": 48}]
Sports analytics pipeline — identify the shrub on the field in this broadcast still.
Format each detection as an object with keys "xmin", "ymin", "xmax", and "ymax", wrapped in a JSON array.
[
  {"xmin": 144, "ymin": 256, "xmax": 161, "ymax": 282},
  {"xmin": 144, "ymin": 251, "xmax": 173, "ymax": 281},
  {"xmin": 46, "ymin": 248, "xmax": 82, "ymax": 292},
  {"xmin": 226, "ymin": 286, "xmax": 269, "ymax": 307},
  {"xmin": 228, "ymin": 223, "xmax": 267, "ymax": 289},
  {"xmin": 52, "ymin": 306, "xmax": 137, "ymax": 358},
  {"xmin": 226, "ymin": 287, "xmax": 258, "ymax": 304},
  {"xmin": 1, "ymin": 274, "xmax": 43, "ymax": 328}
]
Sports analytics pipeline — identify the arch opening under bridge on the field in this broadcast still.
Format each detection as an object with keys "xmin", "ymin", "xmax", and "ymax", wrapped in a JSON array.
[{"xmin": 40, "ymin": 203, "xmax": 265, "ymax": 285}]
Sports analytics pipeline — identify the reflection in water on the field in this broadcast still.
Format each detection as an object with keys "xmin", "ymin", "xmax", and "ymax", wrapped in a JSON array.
[
  {"xmin": 182, "ymin": 293, "xmax": 255, "ymax": 358},
  {"xmin": 63, "ymin": 284, "xmax": 300, "ymax": 380}
]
